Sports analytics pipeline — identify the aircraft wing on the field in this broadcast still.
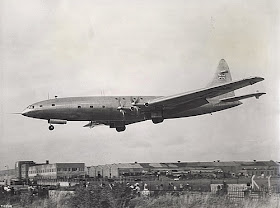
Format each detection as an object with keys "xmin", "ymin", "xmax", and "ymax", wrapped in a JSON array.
[{"xmin": 147, "ymin": 77, "xmax": 264, "ymax": 109}]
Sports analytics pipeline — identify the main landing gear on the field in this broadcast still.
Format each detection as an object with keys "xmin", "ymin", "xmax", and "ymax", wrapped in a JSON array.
[
  {"xmin": 49, "ymin": 125, "xmax": 54, "ymax": 131},
  {"xmin": 116, "ymin": 126, "xmax": 126, "ymax": 132}
]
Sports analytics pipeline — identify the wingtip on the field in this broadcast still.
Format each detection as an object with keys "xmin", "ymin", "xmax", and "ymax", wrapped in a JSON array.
[
  {"xmin": 256, "ymin": 76, "xmax": 265, "ymax": 81},
  {"xmin": 246, "ymin": 76, "xmax": 265, "ymax": 84}
]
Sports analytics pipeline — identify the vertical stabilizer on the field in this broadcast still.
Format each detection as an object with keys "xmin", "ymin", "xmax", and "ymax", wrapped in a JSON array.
[{"xmin": 207, "ymin": 59, "xmax": 235, "ymax": 99}]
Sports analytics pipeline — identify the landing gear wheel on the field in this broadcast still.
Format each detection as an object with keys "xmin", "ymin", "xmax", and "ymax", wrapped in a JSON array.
[
  {"xmin": 49, "ymin": 125, "xmax": 54, "ymax": 131},
  {"xmin": 116, "ymin": 126, "xmax": 126, "ymax": 132}
]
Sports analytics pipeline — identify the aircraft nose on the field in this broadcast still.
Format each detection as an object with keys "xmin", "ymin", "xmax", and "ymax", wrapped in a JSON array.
[{"xmin": 21, "ymin": 108, "xmax": 30, "ymax": 117}]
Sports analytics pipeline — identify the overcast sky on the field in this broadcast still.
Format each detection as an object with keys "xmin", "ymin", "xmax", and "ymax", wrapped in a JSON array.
[{"xmin": 0, "ymin": 0, "xmax": 279, "ymax": 169}]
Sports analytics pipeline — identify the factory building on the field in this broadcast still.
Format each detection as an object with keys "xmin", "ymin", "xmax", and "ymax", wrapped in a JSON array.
[
  {"xmin": 0, "ymin": 161, "xmax": 86, "ymax": 184},
  {"xmin": 237, "ymin": 161, "xmax": 279, "ymax": 177},
  {"xmin": 89, "ymin": 163, "xmax": 143, "ymax": 178},
  {"xmin": 88, "ymin": 160, "xmax": 280, "ymax": 178},
  {"xmin": 28, "ymin": 162, "xmax": 85, "ymax": 179},
  {"xmin": 16, "ymin": 161, "xmax": 37, "ymax": 180}
]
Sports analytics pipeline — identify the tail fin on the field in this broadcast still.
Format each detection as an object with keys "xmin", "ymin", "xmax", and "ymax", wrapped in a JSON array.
[{"xmin": 207, "ymin": 59, "xmax": 235, "ymax": 99}]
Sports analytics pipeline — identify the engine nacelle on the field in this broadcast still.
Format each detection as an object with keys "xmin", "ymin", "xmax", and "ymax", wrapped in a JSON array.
[
  {"xmin": 48, "ymin": 119, "xmax": 67, "ymax": 125},
  {"xmin": 152, "ymin": 118, "xmax": 164, "ymax": 124},
  {"xmin": 151, "ymin": 111, "xmax": 164, "ymax": 124}
]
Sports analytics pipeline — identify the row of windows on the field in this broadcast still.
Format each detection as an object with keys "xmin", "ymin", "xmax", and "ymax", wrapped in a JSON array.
[
  {"xmin": 29, "ymin": 169, "xmax": 55, "ymax": 174},
  {"xmin": 57, "ymin": 168, "xmax": 84, "ymax": 172},
  {"xmin": 29, "ymin": 168, "xmax": 84, "ymax": 174},
  {"xmin": 28, "ymin": 97, "xmax": 145, "ymax": 109},
  {"xmin": 30, "ymin": 104, "xmax": 105, "ymax": 109},
  {"xmin": 247, "ymin": 170, "xmax": 277, "ymax": 175}
]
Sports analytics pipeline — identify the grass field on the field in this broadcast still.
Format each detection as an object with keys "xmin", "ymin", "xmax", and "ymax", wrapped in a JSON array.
[
  {"xmin": 7, "ymin": 192, "xmax": 280, "ymax": 208},
  {"xmin": 130, "ymin": 194, "xmax": 280, "ymax": 208},
  {"xmin": 2, "ymin": 177, "xmax": 279, "ymax": 207}
]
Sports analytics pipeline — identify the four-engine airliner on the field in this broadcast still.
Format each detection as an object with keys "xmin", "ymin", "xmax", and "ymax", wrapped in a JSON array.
[{"xmin": 22, "ymin": 59, "xmax": 265, "ymax": 132}]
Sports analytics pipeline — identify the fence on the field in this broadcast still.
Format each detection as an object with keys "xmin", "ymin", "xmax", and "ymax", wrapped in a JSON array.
[{"xmin": 211, "ymin": 183, "xmax": 280, "ymax": 201}]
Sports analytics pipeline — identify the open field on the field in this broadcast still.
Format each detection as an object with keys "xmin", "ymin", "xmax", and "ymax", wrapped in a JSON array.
[
  {"xmin": 1, "ymin": 177, "xmax": 279, "ymax": 207},
  {"xmin": 4, "ymin": 192, "xmax": 280, "ymax": 208}
]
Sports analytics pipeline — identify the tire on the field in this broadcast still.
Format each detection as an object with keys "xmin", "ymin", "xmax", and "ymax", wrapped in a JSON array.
[{"xmin": 116, "ymin": 126, "xmax": 126, "ymax": 132}]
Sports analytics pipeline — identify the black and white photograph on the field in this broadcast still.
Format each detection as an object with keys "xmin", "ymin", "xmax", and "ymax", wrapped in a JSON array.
[{"xmin": 0, "ymin": 0, "xmax": 279, "ymax": 207}]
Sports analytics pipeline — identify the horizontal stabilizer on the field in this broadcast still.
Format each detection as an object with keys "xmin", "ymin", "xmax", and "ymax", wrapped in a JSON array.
[{"xmin": 220, "ymin": 92, "xmax": 266, "ymax": 102}]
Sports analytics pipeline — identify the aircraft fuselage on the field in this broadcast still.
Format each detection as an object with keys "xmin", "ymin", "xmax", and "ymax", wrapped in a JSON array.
[
  {"xmin": 22, "ymin": 95, "xmax": 241, "ymax": 127},
  {"xmin": 21, "ymin": 59, "xmax": 265, "ymax": 132}
]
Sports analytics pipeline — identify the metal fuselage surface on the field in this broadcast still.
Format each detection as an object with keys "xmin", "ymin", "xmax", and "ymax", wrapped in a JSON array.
[{"xmin": 22, "ymin": 96, "xmax": 241, "ymax": 123}]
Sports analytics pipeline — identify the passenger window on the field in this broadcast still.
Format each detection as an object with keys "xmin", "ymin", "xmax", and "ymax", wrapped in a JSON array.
[
  {"xmin": 90, "ymin": 106, "xmax": 93, "ymax": 108},
  {"xmin": 102, "ymin": 105, "xmax": 105, "ymax": 108},
  {"xmin": 40, "ymin": 105, "xmax": 43, "ymax": 107},
  {"xmin": 52, "ymin": 104, "xmax": 55, "ymax": 106},
  {"xmin": 78, "ymin": 106, "xmax": 81, "ymax": 108}
]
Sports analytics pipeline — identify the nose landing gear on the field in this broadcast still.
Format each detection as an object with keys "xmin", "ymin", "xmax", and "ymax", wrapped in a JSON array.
[
  {"xmin": 49, "ymin": 125, "xmax": 54, "ymax": 131},
  {"xmin": 116, "ymin": 126, "xmax": 126, "ymax": 132}
]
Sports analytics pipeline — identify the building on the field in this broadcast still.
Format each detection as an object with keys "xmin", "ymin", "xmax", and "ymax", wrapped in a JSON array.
[
  {"xmin": 28, "ymin": 163, "xmax": 85, "ymax": 179},
  {"xmin": 236, "ymin": 160, "xmax": 280, "ymax": 177},
  {"xmin": 89, "ymin": 163, "xmax": 143, "ymax": 178},
  {"xmin": 88, "ymin": 160, "xmax": 280, "ymax": 179},
  {"xmin": 16, "ymin": 161, "xmax": 37, "ymax": 180},
  {"xmin": 0, "ymin": 161, "xmax": 36, "ymax": 185}
]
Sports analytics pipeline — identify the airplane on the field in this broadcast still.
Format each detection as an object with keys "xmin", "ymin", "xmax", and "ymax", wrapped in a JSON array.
[{"xmin": 22, "ymin": 59, "xmax": 265, "ymax": 132}]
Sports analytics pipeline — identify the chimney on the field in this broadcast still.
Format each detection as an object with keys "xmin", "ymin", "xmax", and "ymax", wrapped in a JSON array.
[{"xmin": 46, "ymin": 160, "xmax": 49, "ymax": 164}]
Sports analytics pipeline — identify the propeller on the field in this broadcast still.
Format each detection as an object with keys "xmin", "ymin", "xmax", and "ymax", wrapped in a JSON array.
[
  {"xmin": 117, "ymin": 97, "xmax": 126, "ymax": 118},
  {"xmin": 130, "ymin": 97, "xmax": 141, "ymax": 116}
]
